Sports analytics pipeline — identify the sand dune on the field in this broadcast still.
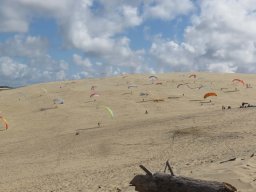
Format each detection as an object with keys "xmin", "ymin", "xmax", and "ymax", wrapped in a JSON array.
[{"xmin": 0, "ymin": 72, "xmax": 255, "ymax": 191}]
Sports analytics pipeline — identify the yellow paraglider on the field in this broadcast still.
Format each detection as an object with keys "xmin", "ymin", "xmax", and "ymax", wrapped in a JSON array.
[
  {"xmin": 96, "ymin": 105, "xmax": 114, "ymax": 119},
  {"xmin": 104, "ymin": 106, "xmax": 114, "ymax": 118}
]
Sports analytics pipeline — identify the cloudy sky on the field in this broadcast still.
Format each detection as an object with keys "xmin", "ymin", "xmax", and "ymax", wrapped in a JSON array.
[{"xmin": 1, "ymin": 0, "xmax": 256, "ymax": 86}]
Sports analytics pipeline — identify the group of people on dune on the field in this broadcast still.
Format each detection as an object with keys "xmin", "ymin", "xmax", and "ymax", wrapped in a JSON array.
[
  {"xmin": 222, "ymin": 105, "xmax": 231, "ymax": 110},
  {"xmin": 222, "ymin": 102, "xmax": 256, "ymax": 110},
  {"xmin": 240, "ymin": 102, "xmax": 256, "ymax": 108}
]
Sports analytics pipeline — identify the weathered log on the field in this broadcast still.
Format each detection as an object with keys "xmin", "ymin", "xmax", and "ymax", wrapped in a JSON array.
[{"xmin": 130, "ymin": 170, "xmax": 237, "ymax": 192}]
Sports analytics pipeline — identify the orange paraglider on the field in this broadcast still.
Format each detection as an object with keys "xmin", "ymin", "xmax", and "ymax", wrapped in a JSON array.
[
  {"xmin": 204, "ymin": 92, "xmax": 217, "ymax": 99},
  {"xmin": 0, "ymin": 116, "xmax": 8, "ymax": 130},
  {"xmin": 232, "ymin": 79, "xmax": 245, "ymax": 85}
]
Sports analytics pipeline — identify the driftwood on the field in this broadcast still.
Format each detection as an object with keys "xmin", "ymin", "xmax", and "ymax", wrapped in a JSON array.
[{"xmin": 130, "ymin": 162, "xmax": 237, "ymax": 192}]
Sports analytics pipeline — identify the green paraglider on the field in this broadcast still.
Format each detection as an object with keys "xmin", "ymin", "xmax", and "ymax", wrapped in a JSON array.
[{"xmin": 104, "ymin": 106, "xmax": 114, "ymax": 118}]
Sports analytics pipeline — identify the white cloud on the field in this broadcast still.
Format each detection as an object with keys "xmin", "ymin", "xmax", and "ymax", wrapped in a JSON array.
[
  {"xmin": 0, "ymin": 57, "xmax": 28, "ymax": 78},
  {"xmin": 0, "ymin": 0, "xmax": 73, "ymax": 32},
  {"xmin": 0, "ymin": 0, "xmax": 196, "ymax": 83},
  {"xmin": 150, "ymin": 0, "xmax": 256, "ymax": 73},
  {"xmin": 143, "ymin": 0, "xmax": 194, "ymax": 20},
  {"xmin": 60, "ymin": 1, "xmax": 143, "ymax": 55},
  {"xmin": 0, "ymin": 35, "xmax": 48, "ymax": 58},
  {"xmin": 3, "ymin": 0, "xmax": 256, "ymax": 86},
  {"xmin": 208, "ymin": 62, "xmax": 237, "ymax": 73},
  {"xmin": 150, "ymin": 39, "xmax": 195, "ymax": 71},
  {"xmin": 0, "ymin": 35, "xmax": 70, "ymax": 86},
  {"xmin": 73, "ymin": 54, "xmax": 92, "ymax": 68}
]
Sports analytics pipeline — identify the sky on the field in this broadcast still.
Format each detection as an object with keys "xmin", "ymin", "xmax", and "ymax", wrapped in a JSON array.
[{"xmin": 1, "ymin": 0, "xmax": 256, "ymax": 86}]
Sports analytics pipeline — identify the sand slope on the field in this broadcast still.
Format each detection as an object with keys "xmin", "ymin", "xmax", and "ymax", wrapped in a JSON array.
[{"xmin": 0, "ymin": 72, "xmax": 255, "ymax": 191}]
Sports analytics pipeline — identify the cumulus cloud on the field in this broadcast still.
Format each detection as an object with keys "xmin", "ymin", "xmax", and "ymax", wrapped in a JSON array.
[
  {"xmin": 0, "ymin": 0, "xmax": 73, "ymax": 32},
  {"xmin": 150, "ymin": 0, "xmax": 256, "ymax": 73},
  {"xmin": 61, "ymin": 1, "xmax": 143, "ymax": 55},
  {"xmin": 2, "ymin": 0, "xmax": 256, "ymax": 86},
  {"xmin": 150, "ymin": 39, "xmax": 196, "ymax": 71},
  {"xmin": 0, "ymin": 35, "xmax": 48, "ymax": 58},
  {"xmin": 0, "ymin": 57, "xmax": 28, "ymax": 78},
  {"xmin": 73, "ymin": 54, "xmax": 92, "ymax": 68},
  {"xmin": 143, "ymin": 0, "xmax": 194, "ymax": 20},
  {"xmin": 0, "ymin": 35, "xmax": 69, "ymax": 86}
]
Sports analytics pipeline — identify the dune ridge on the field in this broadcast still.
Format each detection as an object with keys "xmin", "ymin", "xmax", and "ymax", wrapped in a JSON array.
[{"xmin": 0, "ymin": 72, "xmax": 255, "ymax": 191}]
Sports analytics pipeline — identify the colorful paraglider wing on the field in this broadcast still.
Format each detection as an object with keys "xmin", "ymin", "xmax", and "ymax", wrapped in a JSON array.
[
  {"xmin": 232, "ymin": 79, "xmax": 245, "ymax": 85},
  {"xmin": 204, "ymin": 92, "xmax": 217, "ymax": 99},
  {"xmin": 0, "ymin": 117, "xmax": 8, "ymax": 130},
  {"xmin": 104, "ymin": 106, "xmax": 114, "ymax": 118}
]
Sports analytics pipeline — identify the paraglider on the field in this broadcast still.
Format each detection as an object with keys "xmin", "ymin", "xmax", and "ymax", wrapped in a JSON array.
[
  {"xmin": 149, "ymin": 75, "xmax": 158, "ymax": 84},
  {"xmin": 90, "ymin": 93, "xmax": 100, "ymax": 98},
  {"xmin": 204, "ymin": 92, "xmax": 217, "ymax": 99},
  {"xmin": 96, "ymin": 105, "xmax": 114, "ymax": 119},
  {"xmin": 53, "ymin": 98, "xmax": 64, "ymax": 104},
  {"xmin": 128, "ymin": 84, "xmax": 138, "ymax": 89},
  {"xmin": 232, "ymin": 79, "xmax": 245, "ymax": 85},
  {"xmin": 140, "ymin": 92, "xmax": 149, "ymax": 96},
  {"xmin": 189, "ymin": 74, "xmax": 196, "ymax": 78},
  {"xmin": 149, "ymin": 75, "xmax": 158, "ymax": 79},
  {"xmin": 0, "ymin": 116, "xmax": 8, "ymax": 130},
  {"xmin": 104, "ymin": 106, "xmax": 114, "ymax": 118},
  {"xmin": 177, "ymin": 83, "xmax": 188, "ymax": 88}
]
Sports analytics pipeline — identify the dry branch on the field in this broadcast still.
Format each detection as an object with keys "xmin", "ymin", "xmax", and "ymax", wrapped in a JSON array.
[{"xmin": 130, "ymin": 164, "xmax": 237, "ymax": 192}]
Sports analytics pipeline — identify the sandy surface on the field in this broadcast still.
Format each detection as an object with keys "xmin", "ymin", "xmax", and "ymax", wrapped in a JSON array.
[{"xmin": 0, "ymin": 72, "xmax": 255, "ymax": 191}]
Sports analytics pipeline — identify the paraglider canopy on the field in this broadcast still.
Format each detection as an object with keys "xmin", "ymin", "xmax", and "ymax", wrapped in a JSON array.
[
  {"xmin": 104, "ymin": 106, "xmax": 114, "ymax": 118},
  {"xmin": 53, "ymin": 98, "xmax": 64, "ymax": 104},
  {"xmin": 204, "ymin": 92, "xmax": 217, "ymax": 99},
  {"xmin": 128, "ymin": 84, "xmax": 138, "ymax": 89},
  {"xmin": 189, "ymin": 74, "xmax": 196, "ymax": 78},
  {"xmin": 90, "ymin": 93, "xmax": 100, "ymax": 98},
  {"xmin": 148, "ymin": 75, "xmax": 158, "ymax": 79},
  {"xmin": 232, "ymin": 79, "xmax": 245, "ymax": 85},
  {"xmin": 177, "ymin": 83, "xmax": 188, "ymax": 88},
  {"xmin": 0, "ymin": 116, "xmax": 8, "ymax": 130},
  {"xmin": 148, "ymin": 75, "xmax": 158, "ymax": 84}
]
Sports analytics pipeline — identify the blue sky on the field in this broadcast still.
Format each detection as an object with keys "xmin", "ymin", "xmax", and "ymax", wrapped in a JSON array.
[{"xmin": 1, "ymin": 0, "xmax": 256, "ymax": 86}]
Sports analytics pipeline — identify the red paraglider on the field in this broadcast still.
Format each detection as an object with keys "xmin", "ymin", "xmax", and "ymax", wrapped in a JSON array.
[{"xmin": 232, "ymin": 79, "xmax": 245, "ymax": 85}]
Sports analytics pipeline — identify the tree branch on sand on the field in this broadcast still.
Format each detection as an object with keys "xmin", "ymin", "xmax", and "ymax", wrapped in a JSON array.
[{"xmin": 130, "ymin": 162, "xmax": 237, "ymax": 192}]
